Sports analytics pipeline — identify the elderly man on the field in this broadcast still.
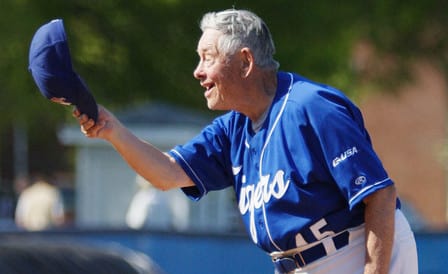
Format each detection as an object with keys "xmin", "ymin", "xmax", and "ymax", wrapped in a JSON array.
[{"xmin": 75, "ymin": 9, "xmax": 418, "ymax": 274}]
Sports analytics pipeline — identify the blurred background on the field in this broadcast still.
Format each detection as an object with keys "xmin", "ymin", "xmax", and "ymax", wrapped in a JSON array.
[{"xmin": 0, "ymin": 0, "xmax": 447, "ymax": 273}]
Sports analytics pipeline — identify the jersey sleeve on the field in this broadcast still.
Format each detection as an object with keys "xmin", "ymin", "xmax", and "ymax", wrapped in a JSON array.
[
  {"xmin": 168, "ymin": 116, "xmax": 233, "ymax": 201},
  {"xmin": 302, "ymin": 87, "xmax": 394, "ymax": 209}
]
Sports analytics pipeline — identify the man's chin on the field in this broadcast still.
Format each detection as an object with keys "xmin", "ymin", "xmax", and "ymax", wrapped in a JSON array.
[
  {"xmin": 206, "ymin": 100, "xmax": 217, "ymax": 110},
  {"xmin": 206, "ymin": 99, "xmax": 231, "ymax": 112}
]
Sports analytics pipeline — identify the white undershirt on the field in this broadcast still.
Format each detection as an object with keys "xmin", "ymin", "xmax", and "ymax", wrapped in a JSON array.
[{"xmin": 252, "ymin": 107, "xmax": 269, "ymax": 132}]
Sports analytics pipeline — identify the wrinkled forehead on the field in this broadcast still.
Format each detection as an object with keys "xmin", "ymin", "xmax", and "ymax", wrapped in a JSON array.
[{"xmin": 196, "ymin": 28, "xmax": 222, "ymax": 54}]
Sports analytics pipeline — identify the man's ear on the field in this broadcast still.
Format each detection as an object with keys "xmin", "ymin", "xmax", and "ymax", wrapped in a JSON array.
[{"xmin": 240, "ymin": 47, "xmax": 254, "ymax": 78}]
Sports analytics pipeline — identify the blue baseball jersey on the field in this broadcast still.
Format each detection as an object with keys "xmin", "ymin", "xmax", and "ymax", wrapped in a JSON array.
[{"xmin": 169, "ymin": 71, "xmax": 397, "ymax": 253}]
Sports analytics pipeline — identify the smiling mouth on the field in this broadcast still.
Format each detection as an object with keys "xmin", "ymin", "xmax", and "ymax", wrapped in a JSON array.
[{"xmin": 204, "ymin": 84, "xmax": 215, "ymax": 97}]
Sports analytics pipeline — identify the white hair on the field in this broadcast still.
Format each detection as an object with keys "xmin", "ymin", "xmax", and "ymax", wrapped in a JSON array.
[{"xmin": 199, "ymin": 9, "xmax": 280, "ymax": 70}]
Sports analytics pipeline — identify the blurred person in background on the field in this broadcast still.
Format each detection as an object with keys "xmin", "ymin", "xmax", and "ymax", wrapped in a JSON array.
[
  {"xmin": 15, "ymin": 175, "xmax": 65, "ymax": 231},
  {"xmin": 126, "ymin": 174, "xmax": 189, "ymax": 231}
]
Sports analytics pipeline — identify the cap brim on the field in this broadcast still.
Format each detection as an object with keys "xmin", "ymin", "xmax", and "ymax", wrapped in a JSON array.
[{"xmin": 74, "ymin": 74, "xmax": 98, "ymax": 121}]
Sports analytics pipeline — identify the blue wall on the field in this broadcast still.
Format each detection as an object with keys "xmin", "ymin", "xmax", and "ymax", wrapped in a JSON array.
[
  {"xmin": 0, "ymin": 230, "xmax": 446, "ymax": 274},
  {"xmin": 79, "ymin": 231, "xmax": 274, "ymax": 274}
]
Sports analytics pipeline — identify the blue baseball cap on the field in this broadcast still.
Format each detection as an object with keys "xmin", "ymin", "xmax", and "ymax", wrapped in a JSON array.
[{"xmin": 28, "ymin": 19, "xmax": 98, "ymax": 121}]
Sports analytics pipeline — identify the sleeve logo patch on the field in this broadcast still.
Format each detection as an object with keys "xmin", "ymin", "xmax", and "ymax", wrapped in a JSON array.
[
  {"xmin": 354, "ymin": 176, "xmax": 367, "ymax": 185},
  {"xmin": 332, "ymin": 146, "xmax": 358, "ymax": 167}
]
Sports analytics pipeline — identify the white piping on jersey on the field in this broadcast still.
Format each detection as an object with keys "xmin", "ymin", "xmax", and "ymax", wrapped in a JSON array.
[
  {"xmin": 348, "ymin": 177, "xmax": 391, "ymax": 206},
  {"xmin": 170, "ymin": 149, "xmax": 207, "ymax": 195},
  {"xmin": 244, "ymin": 139, "xmax": 250, "ymax": 149},
  {"xmin": 259, "ymin": 72, "xmax": 294, "ymax": 252},
  {"xmin": 232, "ymin": 165, "xmax": 242, "ymax": 175}
]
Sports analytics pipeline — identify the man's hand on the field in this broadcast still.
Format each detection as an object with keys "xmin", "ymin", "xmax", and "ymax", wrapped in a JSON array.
[{"xmin": 73, "ymin": 105, "xmax": 120, "ymax": 140}]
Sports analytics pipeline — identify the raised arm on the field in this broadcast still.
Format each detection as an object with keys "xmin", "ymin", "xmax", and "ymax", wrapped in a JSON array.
[{"xmin": 74, "ymin": 106, "xmax": 195, "ymax": 191}]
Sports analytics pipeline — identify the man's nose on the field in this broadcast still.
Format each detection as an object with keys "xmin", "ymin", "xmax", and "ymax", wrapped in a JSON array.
[{"xmin": 193, "ymin": 63, "xmax": 204, "ymax": 80}]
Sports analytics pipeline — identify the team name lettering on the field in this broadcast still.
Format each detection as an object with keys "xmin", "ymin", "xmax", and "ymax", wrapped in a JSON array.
[
  {"xmin": 332, "ymin": 146, "xmax": 358, "ymax": 167},
  {"xmin": 239, "ymin": 170, "xmax": 290, "ymax": 244}
]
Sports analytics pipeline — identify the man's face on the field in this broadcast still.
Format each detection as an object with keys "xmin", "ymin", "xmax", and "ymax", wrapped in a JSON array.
[{"xmin": 194, "ymin": 29, "xmax": 242, "ymax": 111}]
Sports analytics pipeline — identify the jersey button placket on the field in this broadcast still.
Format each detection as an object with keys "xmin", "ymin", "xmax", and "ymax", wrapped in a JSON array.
[
  {"xmin": 250, "ymin": 148, "xmax": 260, "ymax": 169},
  {"xmin": 258, "ymin": 218, "xmax": 264, "ymax": 229}
]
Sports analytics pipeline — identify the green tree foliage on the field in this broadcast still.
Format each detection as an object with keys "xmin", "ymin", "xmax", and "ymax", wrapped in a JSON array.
[{"xmin": 0, "ymin": 0, "xmax": 446, "ymax": 177}]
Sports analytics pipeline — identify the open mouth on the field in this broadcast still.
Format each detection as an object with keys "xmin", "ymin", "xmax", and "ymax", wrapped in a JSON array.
[{"xmin": 204, "ymin": 84, "xmax": 215, "ymax": 97}]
